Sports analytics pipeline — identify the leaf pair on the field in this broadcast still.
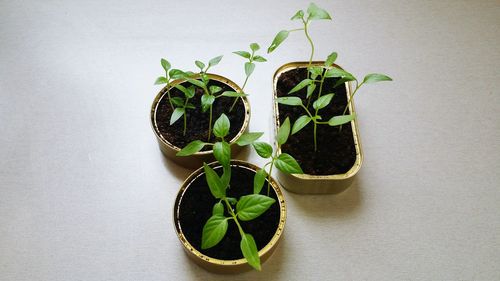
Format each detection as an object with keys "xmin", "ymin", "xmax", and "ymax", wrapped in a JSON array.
[
  {"xmin": 233, "ymin": 43, "xmax": 267, "ymax": 78},
  {"xmin": 195, "ymin": 55, "xmax": 223, "ymax": 72}
]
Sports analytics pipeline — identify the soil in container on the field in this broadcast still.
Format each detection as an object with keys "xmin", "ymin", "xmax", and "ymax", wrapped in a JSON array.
[
  {"xmin": 155, "ymin": 79, "xmax": 245, "ymax": 150},
  {"xmin": 276, "ymin": 67, "xmax": 356, "ymax": 175},
  {"xmin": 178, "ymin": 165, "xmax": 280, "ymax": 260}
]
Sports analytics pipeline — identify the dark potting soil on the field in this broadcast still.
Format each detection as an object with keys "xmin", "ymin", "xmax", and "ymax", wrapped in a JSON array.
[
  {"xmin": 155, "ymin": 79, "xmax": 245, "ymax": 150},
  {"xmin": 276, "ymin": 67, "xmax": 357, "ymax": 175},
  {"xmin": 177, "ymin": 164, "xmax": 281, "ymax": 260}
]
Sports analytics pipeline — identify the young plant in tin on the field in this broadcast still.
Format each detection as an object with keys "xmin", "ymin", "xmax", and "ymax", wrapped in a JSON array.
[
  {"xmin": 229, "ymin": 43, "xmax": 267, "ymax": 112},
  {"xmin": 168, "ymin": 84, "xmax": 196, "ymax": 136},
  {"xmin": 277, "ymin": 52, "xmax": 392, "ymax": 151},
  {"xmin": 177, "ymin": 114, "xmax": 302, "ymax": 271},
  {"xmin": 154, "ymin": 58, "xmax": 192, "ymax": 110}
]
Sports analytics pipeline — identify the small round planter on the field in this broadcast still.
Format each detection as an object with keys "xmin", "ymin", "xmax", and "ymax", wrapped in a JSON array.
[
  {"xmin": 273, "ymin": 62, "xmax": 363, "ymax": 194},
  {"xmin": 173, "ymin": 160, "xmax": 286, "ymax": 273},
  {"xmin": 151, "ymin": 74, "xmax": 250, "ymax": 169}
]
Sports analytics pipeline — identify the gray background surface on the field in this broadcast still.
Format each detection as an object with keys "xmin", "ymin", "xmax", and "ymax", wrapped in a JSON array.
[{"xmin": 1, "ymin": 0, "xmax": 499, "ymax": 280}]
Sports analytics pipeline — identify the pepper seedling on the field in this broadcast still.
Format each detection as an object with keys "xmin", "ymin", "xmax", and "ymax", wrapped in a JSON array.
[
  {"xmin": 154, "ymin": 58, "xmax": 193, "ymax": 110},
  {"xmin": 177, "ymin": 114, "xmax": 302, "ymax": 271},
  {"xmin": 228, "ymin": 43, "xmax": 267, "ymax": 112}
]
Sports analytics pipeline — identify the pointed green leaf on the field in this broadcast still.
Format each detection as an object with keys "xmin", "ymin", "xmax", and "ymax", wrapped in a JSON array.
[
  {"xmin": 227, "ymin": 197, "xmax": 237, "ymax": 205},
  {"xmin": 213, "ymin": 113, "xmax": 230, "ymax": 138},
  {"xmin": 169, "ymin": 69, "xmax": 188, "ymax": 79},
  {"xmin": 253, "ymin": 55, "xmax": 267, "ymax": 62},
  {"xmin": 170, "ymin": 97, "xmax": 184, "ymax": 107},
  {"xmin": 252, "ymin": 142, "xmax": 273, "ymax": 158},
  {"xmin": 328, "ymin": 114, "xmax": 356, "ymax": 126},
  {"xmin": 201, "ymin": 94, "xmax": 215, "ymax": 112},
  {"xmin": 250, "ymin": 43, "xmax": 260, "ymax": 52},
  {"xmin": 306, "ymin": 83, "xmax": 316, "ymax": 98},
  {"xmin": 154, "ymin": 76, "xmax": 168, "ymax": 85},
  {"xmin": 237, "ymin": 194, "xmax": 276, "ymax": 221},
  {"xmin": 289, "ymin": 78, "xmax": 312, "ymax": 94},
  {"xmin": 161, "ymin": 58, "xmax": 171, "ymax": 72},
  {"xmin": 209, "ymin": 55, "xmax": 223, "ymax": 67},
  {"xmin": 212, "ymin": 202, "xmax": 224, "ymax": 216},
  {"xmin": 235, "ymin": 132, "xmax": 263, "ymax": 146},
  {"xmin": 277, "ymin": 96, "xmax": 303, "ymax": 106},
  {"xmin": 201, "ymin": 215, "xmax": 228, "ymax": 249},
  {"xmin": 176, "ymin": 140, "xmax": 208, "ymax": 156},
  {"xmin": 292, "ymin": 115, "xmax": 312, "ymax": 134},
  {"xmin": 209, "ymin": 85, "xmax": 222, "ymax": 94},
  {"xmin": 185, "ymin": 86, "xmax": 195, "ymax": 98},
  {"xmin": 307, "ymin": 3, "xmax": 332, "ymax": 20},
  {"xmin": 169, "ymin": 107, "xmax": 185, "ymax": 125},
  {"xmin": 277, "ymin": 117, "xmax": 290, "ymax": 146},
  {"xmin": 325, "ymin": 68, "xmax": 355, "ymax": 82},
  {"xmin": 213, "ymin": 141, "xmax": 231, "ymax": 167},
  {"xmin": 195, "ymin": 60, "xmax": 205, "ymax": 70},
  {"xmin": 186, "ymin": 78, "xmax": 206, "ymax": 89},
  {"xmin": 221, "ymin": 91, "xmax": 247, "ymax": 98},
  {"xmin": 220, "ymin": 164, "xmax": 231, "ymax": 189},
  {"xmin": 363, "ymin": 73, "xmax": 393, "ymax": 84},
  {"xmin": 203, "ymin": 163, "xmax": 226, "ymax": 199},
  {"xmin": 267, "ymin": 30, "xmax": 289, "ymax": 53},
  {"xmin": 253, "ymin": 169, "xmax": 267, "ymax": 194},
  {"xmin": 233, "ymin": 51, "xmax": 251, "ymax": 59},
  {"xmin": 309, "ymin": 66, "xmax": 323, "ymax": 80},
  {"xmin": 245, "ymin": 62, "xmax": 255, "ymax": 77},
  {"xmin": 240, "ymin": 234, "xmax": 261, "ymax": 271},
  {"xmin": 275, "ymin": 153, "xmax": 303, "ymax": 174},
  {"xmin": 325, "ymin": 52, "xmax": 338, "ymax": 67},
  {"xmin": 291, "ymin": 10, "xmax": 304, "ymax": 20},
  {"xmin": 312, "ymin": 93, "xmax": 334, "ymax": 110}
]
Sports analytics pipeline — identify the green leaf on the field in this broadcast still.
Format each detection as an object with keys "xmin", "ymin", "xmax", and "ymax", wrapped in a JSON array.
[
  {"xmin": 161, "ymin": 58, "xmax": 171, "ymax": 72},
  {"xmin": 227, "ymin": 197, "xmax": 237, "ymax": 205},
  {"xmin": 154, "ymin": 76, "xmax": 168, "ymax": 85},
  {"xmin": 245, "ymin": 62, "xmax": 255, "ymax": 77},
  {"xmin": 252, "ymin": 142, "xmax": 273, "ymax": 158},
  {"xmin": 235, "ymin": 132, "xmax": 263, "ymax": 146},
  {"xmin": 209, "ymin": 85, "xmax": 222, "ymax": 94},
  {"xmin": 212, "ymin": 202, "xmax": 224, "ymax": 216},
  {"xmin": 325, "ymin": 52, "xmax": 338, "ymax": 67},
  {"xmin": 176, "ymin": 140, "xmax": 207, "ymax": 156},
  {"xmin": 292, "ymin": 115, "xmax": 312, "ymax": 134},
  {"xmin": 328, "ymin": 114, "xmax": 356, "ymax": 126},
  {"xmin": 201, "ymin": 215, "xmax": 228, "ymax": 249},
  {"xmin": 201, "ymin": 94, "xmax": 215, "ymax": 112},
  {"xmin": 267, "ymin": 30, "xmax": 289, "ymax": 53},
  {"xmin": 275, "ymin": 153, "xmax": 303, "ymax": 174},
  {"xmin": 250, "ymin": 43, "xmax": 260, "ymax": 52},
  {"xmin": 291, "ymin": 10, "xmax": 304, "ymax": 20},
  {"xmin": 213, "ymin": 113, "xmax": 230, "ymax": 138},
  {"xmin": 237, "ymin": 194, "xmax": 276, "ymax": 221},
  {"xmin": 169, "ymin": 69, "xmax": 187, "ymax": 79},
  {"xmin": 221, "ymin": 91, "xmax": 247, "ymax": 98},
  {"xmin": 187, "ymin": 78, "xmax": 206, "ymax": 89},
  {"xmin": 253, "ymin": 168, "xmax": 267, "ymax": 194},
  {"xmin": 233, "ymin": 51, "xmax": 251, "ymax": 59},
  {"xmin": 363, "ymin": 73, "xmax": 393, "ymax": 84},
  {"xmin": 307, "ymin": 3, "xmax": 332, "ymax": 20},
  {"xmin": 185, "ymin": 86, "xmax": 195, "ymax": 98},
  {"xmin": 253, "ymin": 55, "xmax": 267, "ymax": 62},
  {"xmin": 309, "ymin": 66, "xmax": 323, "ymax": 80},
  {"xmin": 209, "ymin": 55, "xmax": 223, "ymax": 67},
  {"xmin": 170, "ymin": 97, "xmax": 184, "ymax": 107},
  {"xmin": 203, "ymin": 163, "xmax": 226, "ymax": 199},
  {"xmin": 240, "ymin": 234, "xmax": 261, "ymax": 271},
  {"xmin": 277, "ymin": 117, "xmax": 290, "ymax": 146},
  {"xmin": 195, "ymin": 60, "xmax": 205, "ymax": 70},
  {"xmin": 169, "ymin": 107, "xmax": 185, "ymax": 125},
  {"xmin": 213, "ymin": 141, "xmax": 231, "ymax": 167},
  {"xmin": 277, "ymin": 96, "xmax": 303, "ymax": 106},
  {"xmin": 312, "ymin": 93, "xmax": 334, "ymax": 110},
  {"xmin": 306, "ymin": 83, "xmax": 316, "ymax": 98},
  {"xmin": 289, "ymin": 78, "xmax": 312, "ymax": 94},
  {"xmin": 333, "ymin": 77, "xmax": 351, "ymax": 88},
  {"xmin": 324, "ymin": 68, "xmax": 355, "ymax": 82},
  {"xmin": 220, "ymin": 165, "xmax": 231, "ymax": 189}
]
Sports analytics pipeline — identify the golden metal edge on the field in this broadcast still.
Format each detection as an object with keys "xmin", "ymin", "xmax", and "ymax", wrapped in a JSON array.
[
  {"xmin": 150, "ymin": 74, "xmax": 251, "ymax": 167},
  {"xmin": 172, "ymin": 160, "xmax": 287, "ymax": 273},
  {"xmin": 272, "ymin": 61, "xmax": 363, "ymax": 182}
]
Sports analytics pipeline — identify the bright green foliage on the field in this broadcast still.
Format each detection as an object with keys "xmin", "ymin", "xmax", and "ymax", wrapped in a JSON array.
[
  {"xmin": 236, "ymin": 194, "xmax": 276, "ymax": 221},
  {"xmin": 201, "ymin": 214, "xmax": 228, "ymax": 249},
  {"xmin": 240, "ymin": 234, "xmax": 261, "ymax": 271}
]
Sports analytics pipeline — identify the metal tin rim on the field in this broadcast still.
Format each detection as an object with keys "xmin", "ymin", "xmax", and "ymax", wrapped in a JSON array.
[
  {"xmin": 150, "ymin": 73, "xmax": 251, "ymax": 155},
  {"xmin": 172, "ymin": 160, "xmax": 287, "ymax": 268},
  {"xmin": 272, "ymin": 61, "xmax": 363, "ymax": 180}
]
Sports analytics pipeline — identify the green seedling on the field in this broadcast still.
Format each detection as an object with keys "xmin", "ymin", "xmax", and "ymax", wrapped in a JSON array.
[
  {"xmin": 169, "ymin": 84, "xmax": 196, "ymax": 136},
  {"xmin": 229, "ymin": 43, "xmax": 267, "ymax": 112},
  {"xmin": 177, "ymin": 114, "xmax": 302, "ymax": 271},
  {"xmin": 277, "ymin": 52, "xmax": 392, "ymax": 151},
  {"xmin": 154, "ymin": 58, "xmax": 192, "ymax": 110}
]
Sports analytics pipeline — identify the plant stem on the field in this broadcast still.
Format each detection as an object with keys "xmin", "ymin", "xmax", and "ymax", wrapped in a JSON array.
[
  {"xmin": 229, "ymin": 74, "xmax": 249, "ymax": 112},
  {"xmin": 224, "ymin": 198, "xmax": 245, "ymax": 236},
  {"xmin": 166, "ymin": 82, "xmax": 174, "ymax": 110},
  {"xmin": 266, "ymin": 160, "xmax": 275, "ymax": 196},
  {"xmin": 303, "ymin": 19, "xmax": 315, "ymax": 74},
  {"xmin": 313, "ymin": 122, "xmax": 318, "ymax": 151},
  {"xmin": 208, "ymin": 104, "xmax": 213, "ymax": 141},
  {"xmin": 339, "ymin": 81, "xmax": 361, "ymax": 132},
  {"xmin": 310, "ymin": 73, "xmax": 327, "ymax": 150}
]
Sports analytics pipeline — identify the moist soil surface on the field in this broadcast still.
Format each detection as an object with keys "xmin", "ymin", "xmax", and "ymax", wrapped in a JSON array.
[
  {"xmin": 155, "ymin": 79, "xmax": 245, "ymax": 150},
  {"xmin": 178, "ymin": 164, "xmax": 281, "ymax": 260},
  {"xmin": 277, "ymin": 67, "xmax": 357, "ymax": 175}
]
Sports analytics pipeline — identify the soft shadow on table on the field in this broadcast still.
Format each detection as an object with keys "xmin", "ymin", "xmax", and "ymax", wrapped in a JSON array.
[
  {"xmin": 160, "ymin": 154, "xmax": 192, "ymax": 181},
  {"xmin": 284, "ymin": 176, "xmax": 363, "ymax": 220},
  {"xmin": 182, "ymin": 234, "xmax": 288, "ymax": 280}
]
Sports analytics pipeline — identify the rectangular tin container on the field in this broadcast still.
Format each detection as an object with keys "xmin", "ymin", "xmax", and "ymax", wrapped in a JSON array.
[{"xmin": 272, "ymin": 62, "xmax": 363, "ymax": 194}]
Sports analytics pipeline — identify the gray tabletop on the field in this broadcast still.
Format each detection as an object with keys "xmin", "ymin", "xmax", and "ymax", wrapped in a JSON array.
[{"xmin": 1, "ymin": 1, "xmax": 499, "ymax": 280}]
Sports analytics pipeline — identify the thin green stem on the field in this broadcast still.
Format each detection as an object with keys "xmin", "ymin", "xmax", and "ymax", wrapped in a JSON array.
[
  {"xmin": 208, "ymin": 104, "xmax": 213, "ymax": 141},
  {"xmin": 229, "ymin": 74, "xmax": 249, "ymax": 112},
  {"xmin": 166, "ymin": 82, "xmax": 174, "ymax": 110},
  {"xmin": 182, "ymin": 98, "xmax": 189, "ymax": 136},
  {"xmin": 266, "ymin": 160, "xmax": 275, "ymax": 196},
  {"xmin": 303, "ymin": 19, "xmax": 315, "ymax": 73},
  {"xmin": 339, "ymin": 81, "xmax": 361, "ymax": 132},
  {"xmin": 224, "ymin": 198, "xmax": 245, "ymax": 236},
  {"xmin": 288, "ymin": 28, "xmax": 305, "ymax": 32},
  {"xmin": 313, "ymin": 122, "xmax": 318, "ymax": 152}
]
